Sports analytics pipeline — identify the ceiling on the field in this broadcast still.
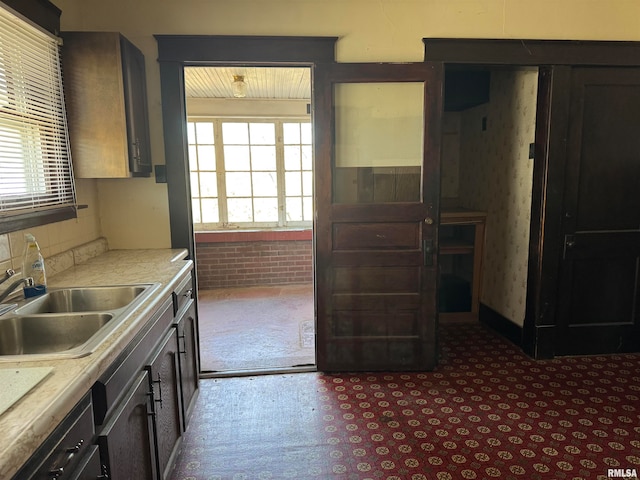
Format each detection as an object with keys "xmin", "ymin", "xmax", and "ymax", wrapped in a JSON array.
[{"xmin": 183, "ymin": 66, "xmax": 311, "ymax": 100}]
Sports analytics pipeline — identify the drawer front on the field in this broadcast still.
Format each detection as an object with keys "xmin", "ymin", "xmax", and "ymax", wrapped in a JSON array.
[
  {"xmin": 93, "ymin": 298, "xmax": 173, "ymax": 424},
  {"xmin": 173, "ymin": 273, "xmax": 193, "ymax": 316},
  {"xmin": 24, "ymin": 393, "xmax": 95, "ymax": 480}
]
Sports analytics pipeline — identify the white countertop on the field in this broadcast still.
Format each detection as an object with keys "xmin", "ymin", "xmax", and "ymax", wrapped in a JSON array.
[{"xmin": 0, "ymin": 248, "xmax": 192, "ymax": 480}]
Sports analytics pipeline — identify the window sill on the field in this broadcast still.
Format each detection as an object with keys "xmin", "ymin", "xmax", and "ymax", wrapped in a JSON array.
[{"xmin": 195, "ymin": 229, "xmax": 312, "ymax": 243}]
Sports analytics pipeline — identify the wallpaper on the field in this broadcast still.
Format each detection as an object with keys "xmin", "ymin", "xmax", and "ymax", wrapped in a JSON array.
[{"xmin": 457, "ymin": 69, "xmax": 538, "ymax": 326}]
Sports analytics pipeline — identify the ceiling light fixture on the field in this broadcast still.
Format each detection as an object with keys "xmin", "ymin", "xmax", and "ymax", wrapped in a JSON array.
[{"xmin": 232, "ymin": 75, "xmax": 247, "ymax": 98}]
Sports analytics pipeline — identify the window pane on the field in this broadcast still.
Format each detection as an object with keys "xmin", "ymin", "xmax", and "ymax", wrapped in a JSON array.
[
  {"xmin": 300, "ymin": 123, "xmax": 312, "ymax": 144},
  {"xmin": 251, "ymin": 146, "xmax": 276, "ymax": 170},
  {"xmin": 303, "ymin": 196, "xmax": 313, "ymax": 221},
  {"xmin": 253, "ymin": 172, "xmax": 277, "ymax": 197},
  {"xmin": 227, "ymin": 198, "xmax": 253, "ymax": 222},
  {"xmin": 284, "ymin": 146, "xmax": 301, "ymax": 170},
  {"xmin": 301, "ymin": 145, "xmax": 312, "ymax": 170},
  {"xmin": 285, "ymin": 171, "xmax": 302, "ymax": 196},
  {"xmin": 224, "ymin": 146, "xmax": 250, "ymax": 170},
  {"xmin": 195, "ymin": 122, "xmax": 215, "ymax": 144},
  {"xmin": 249, "ymin": 123, "xmax": 275, "ymax": 144},
  {"xmin": 222, "ymin": 122, "xmax": 248, "ymax": 144},
  {"xmin": 191, "ymin": 198, "xmax": 201, "ymax": 223},
  {"xmin": 201, "ymin": 198, "xmax": 219, "ymax": 223},
  {"xmin": 254, "ymin": 197, "xmax": 278, "ymax": 222},
  {"xmin": 197, "ymin": 145, "xmax": 216, "ymax": 170},
  {"xmin": 226, "ymin": 172, "xmax": 252, "ymax": 197},
  {"xmin": 303, "ymin": 171, "xmax": 313, "ymax": 195},
  {"xmin": 190, "ymin": 172, "xmax": 199, "ymax": 197},
  {"xmin": 199, "ymin": 172, "xmax": 217, "ymax": 197},
  {"xmin": 283, "ymin": 123, "xmax": 300, "ymax": 144},
  {"xmin": 188, "ymin": 145, "xmax": 198, "ymax": 170},
  {"xmin": 187, "ymin": 123, "xmax": 196, "ymax": 144},
  {"xmin": 285, "ymin": 197, "xmax": 303, "ymax": 221}
]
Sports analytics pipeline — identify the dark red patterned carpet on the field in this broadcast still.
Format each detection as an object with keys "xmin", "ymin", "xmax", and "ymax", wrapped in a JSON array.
[{"xmin": 170, "ymin": 322, "xmax": 640, "ymax": 480}]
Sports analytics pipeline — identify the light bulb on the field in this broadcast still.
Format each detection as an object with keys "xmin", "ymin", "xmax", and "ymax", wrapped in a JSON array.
[{"xmin": 232, "ymin": 75, "xmax": 246, "ymax": 98}]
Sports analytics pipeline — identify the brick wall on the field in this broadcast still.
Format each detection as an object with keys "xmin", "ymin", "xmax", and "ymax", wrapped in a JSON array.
[{"xmin": 195, "ymin": 239, "xmax": 313, "ymax": 289}]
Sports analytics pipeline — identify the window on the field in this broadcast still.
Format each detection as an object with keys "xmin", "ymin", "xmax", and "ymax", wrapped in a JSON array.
[
  {"xmin": 0, "ymin": 4, "xmax": 76, "ymax": 234},
  {"xmin": 188, "ymin": 119, "xmax": 312, "ymax": 230}
]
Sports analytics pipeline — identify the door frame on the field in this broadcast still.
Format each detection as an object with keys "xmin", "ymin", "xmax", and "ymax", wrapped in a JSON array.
[
  {"xmin": 423, "ymin": 38, "xmax": 640, "ymax": 359},
  {"xmin": 155, "ymin": 35, "xmax": 337, "ymax": 374}
]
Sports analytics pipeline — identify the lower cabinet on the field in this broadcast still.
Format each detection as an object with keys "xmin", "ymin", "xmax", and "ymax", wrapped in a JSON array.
[
  {"xmin": 98, "ymin": 372, "xmax": 157, "ymax": 480},
  {"xmin": 175, "ymin": 301, "xmax": 199, "ymax": 430},
  {"xmin": 14, "ymin": 269, "xmax": 199, "ymax": 480},
  {"xmin": 147, "ymin": 329, "xmax": 183, "ymax": 480}
]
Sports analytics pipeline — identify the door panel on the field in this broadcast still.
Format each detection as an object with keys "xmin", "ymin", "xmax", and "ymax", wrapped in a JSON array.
[
  {"xmin": 314, "ymin": 62, "xmax": 443, "ymax": 371},
  {"xmin": 556, "ymin": 67, "xmax": 640, "ymax": 355}
]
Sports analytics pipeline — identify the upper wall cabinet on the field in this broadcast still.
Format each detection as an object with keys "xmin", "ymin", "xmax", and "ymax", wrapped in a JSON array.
[{"xmin": 62, "ymin": 32, "xmax": 152, "ymax": 178}]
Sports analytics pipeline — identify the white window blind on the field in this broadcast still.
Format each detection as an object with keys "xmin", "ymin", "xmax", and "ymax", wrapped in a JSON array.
[{"xmin": 0, "ymin": 4, "xmax": 76, "ymax": 222}]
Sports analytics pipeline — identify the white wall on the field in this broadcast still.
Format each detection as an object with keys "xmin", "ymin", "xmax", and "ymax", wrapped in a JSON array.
[{"xmin": 51, "ymin": 0, "xmax": 640, "ymax": 248}]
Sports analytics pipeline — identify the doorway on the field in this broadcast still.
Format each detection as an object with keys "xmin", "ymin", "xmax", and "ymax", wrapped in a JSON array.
[{"xmin": 184, "ymin": 65, "xmax": 316, "ymax": 374}]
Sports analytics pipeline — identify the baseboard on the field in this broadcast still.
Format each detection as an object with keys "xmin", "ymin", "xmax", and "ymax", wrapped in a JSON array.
[{"xmin": 479, "ymin": 303, "xmax": 523, "ymax": 347}]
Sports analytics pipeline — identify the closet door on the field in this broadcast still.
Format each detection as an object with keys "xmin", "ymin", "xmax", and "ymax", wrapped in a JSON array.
[
  {"xmin": 313, "ymin": 62, "xmax": 444, "ymax": 371},
  {"xmin": 555, "ymin": 67, "xmax": 640, "ymax": 355}
]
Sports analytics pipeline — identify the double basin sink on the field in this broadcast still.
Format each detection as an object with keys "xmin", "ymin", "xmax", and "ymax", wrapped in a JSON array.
[{"xmin": 0, "ymin": 284, "xmax": 159, "ymax": 361}]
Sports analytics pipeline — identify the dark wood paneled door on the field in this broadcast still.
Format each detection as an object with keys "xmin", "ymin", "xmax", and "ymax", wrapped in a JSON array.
[
  {"xmin": 314, "ymin": 62, "xmax": 443, "ymax": 371},
  {"xmin": 556, "ymin": 67, "xmax": 640, "ymax": 355}
]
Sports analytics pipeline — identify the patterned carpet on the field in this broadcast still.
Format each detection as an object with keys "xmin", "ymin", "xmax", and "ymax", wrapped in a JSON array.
[{"xmin": 170, "ymin": 322, "xmax": 640, "ymax": 480}]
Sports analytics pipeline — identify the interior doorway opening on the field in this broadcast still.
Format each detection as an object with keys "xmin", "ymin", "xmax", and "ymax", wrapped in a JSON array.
[
  {"xmin": 439, "ymin": 64, "xmax": 539, "ymax": 340},
  {"xmin": 184, "ymin": 65, "xmax": 316, "ymax": 375}
]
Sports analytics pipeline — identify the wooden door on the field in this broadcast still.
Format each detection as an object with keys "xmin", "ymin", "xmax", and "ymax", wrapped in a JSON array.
[
  {"xmin": 556, "ymin": 67, "xmax": 640, "ymax": 355},
  {"xmin": 314, "ymin": 62, "xmax": 443, "ymax": 371}
]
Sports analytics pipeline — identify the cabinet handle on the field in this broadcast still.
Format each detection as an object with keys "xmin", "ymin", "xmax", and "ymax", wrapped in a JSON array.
[
  {"xmin": 151, "ymin": 372, "xmax": 163, "ymax": 409},
  {"xmin": 132, "ymin": 138, "xmax": 141, "ymax": 161},
  {"xmin": 48, "ymin": 439, "xmax": 84, "ymax": 478},
  {"xmin": 177, "ymin": 332, "xmax": 187, "ymax": 355},
  {"xmin": 183, "ymin": 289, "xmax": 193, "ymax": 299}
]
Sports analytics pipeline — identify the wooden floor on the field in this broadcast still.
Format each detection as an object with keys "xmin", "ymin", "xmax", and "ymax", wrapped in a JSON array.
[{"xmin": 197, "ymin": 283, "xmax": 315, "ymax": 373}]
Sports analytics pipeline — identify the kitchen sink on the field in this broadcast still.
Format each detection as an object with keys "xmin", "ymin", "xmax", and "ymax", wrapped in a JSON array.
[
  {"xmin": 0, "ymin": 313, "xmax": 113, "ymax": 355},
  {"xmin": 16, "ymin": 285, "xmax": 149, "ymax": 314},
  {"xmin": 0, "ymin": 283, "xmax": 160, "ymax": 361}
]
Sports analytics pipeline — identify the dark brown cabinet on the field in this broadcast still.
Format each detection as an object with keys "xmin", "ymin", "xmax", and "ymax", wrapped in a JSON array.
[
  {"xmin": 98, "ymin": 372, "xmax": 157, "ymax": 480},
  {"xmin": 62, "ymin": 31, "xmax": 152, "ymax": 178},
  {"xmin": 147, "ymin": 330, "xmax": 183, "ymax": 480},
  {"xmin": 11, "ymin": 393, "xmax": 98, "ymax": 480},
  {"xmin": 173, "ymin": 275, "xmax": 199, "ymax": 430},
  {"xmin": 175, "ymin": 302, "xmax": 198, "ymax": 430}
]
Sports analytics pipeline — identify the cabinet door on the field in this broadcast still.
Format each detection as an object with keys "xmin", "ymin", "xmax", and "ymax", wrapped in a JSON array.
[
  {"xmin": 176, "ymin": 301, "xmax": 199, "ymax": 430},
  {"xmin": 98, "ymin": 372, "xmax": 157, "ymax": 480},
  {"xmin": 120, "ymin": 35, "xmax": 152, "ymax": 176},
  {"xmin": 147, "ymin": 329, "xmax": 183, "ymax": 480}
]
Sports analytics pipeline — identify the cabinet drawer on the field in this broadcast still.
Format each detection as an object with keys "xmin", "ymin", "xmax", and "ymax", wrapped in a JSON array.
[
  {"xmin": 93, "ymin": 298, "xmax": 173, "ymax": 424},
  {"xmin": 173, "ymin": 274, "xmax": 193, "ymax": 316},
  {"xmin": 14, "ymin": 393, "xmax": 95, "ymax": 480}
]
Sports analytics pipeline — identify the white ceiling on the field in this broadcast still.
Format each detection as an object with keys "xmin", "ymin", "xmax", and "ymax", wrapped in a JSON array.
[{"xmin": 184, "ymin": 66, "xmax": 311, "ymax": 100}]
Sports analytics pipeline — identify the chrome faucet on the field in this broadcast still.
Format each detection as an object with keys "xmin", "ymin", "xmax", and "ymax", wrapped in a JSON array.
[{"xmin": 0, "ymin": 269, "xmax": 34, "ymax": 303}]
